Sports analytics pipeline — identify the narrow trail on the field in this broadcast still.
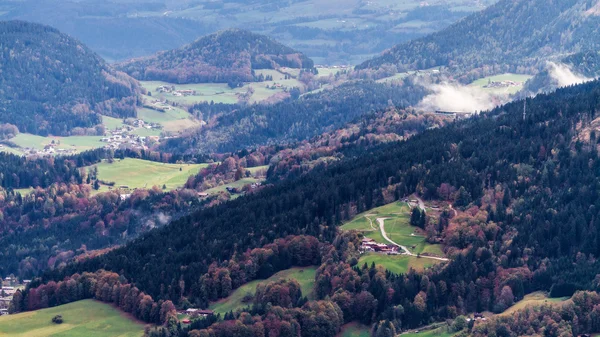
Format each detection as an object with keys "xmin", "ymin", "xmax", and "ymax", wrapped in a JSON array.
[{"xmin": 376, "ymin": 218, "xmax": 449, "ymax": 262}]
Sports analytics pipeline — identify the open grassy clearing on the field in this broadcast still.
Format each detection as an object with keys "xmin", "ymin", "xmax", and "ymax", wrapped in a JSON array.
[
  {"xmin": 337, "ymin": 322, "xmax": 370, "ymax": 337},
  {"xmin": 499, "ymin": 291, "xmax": 570, "ymax": 317},
  {"xmin": 92, "ymin": 158, "xmax": 208, "ymax": 191},
  {"xmin": 341, "ymin": 201, "xmax": 443, "ymax": 256},
  {"xmin": 0, "ymin": 299, "xmax": 145, "ymax": 337},
  {"xmin": 136, "ymin": 107, "xmax": 199, "ymax": 133},
  {"xmin": 10, "ymin": 133, "xmax": 105, "ymax": 153},
  {"xmin": 141, "ymin": 75, "xmax": 304, "ymax": 106},
  {"xmin": 209, "ymin": 267, "xmax": 317, "ymax": 315},
  {"xmin": 401, "ymin": 326, "xmax": 456, "ymax": 337},
  {"xmin": 469, "ymin": 73, "xmax": 533, "ymax": 95},
  {"xmin": 358, "ymin": 253, "xmax": 441, "ymax": 275}
]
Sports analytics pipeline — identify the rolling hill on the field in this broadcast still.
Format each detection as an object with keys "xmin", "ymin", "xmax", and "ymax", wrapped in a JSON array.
[
  {"xmin": 358, "ymin": 0, "xmax": 600, "ymax": 79},
  {"xmin": 116, "ymin": 29, "xmax": 314, "ymax": 84},
  {"xmin": 0, "ymin": 21, "xmax": 140, "ymax": 136}
]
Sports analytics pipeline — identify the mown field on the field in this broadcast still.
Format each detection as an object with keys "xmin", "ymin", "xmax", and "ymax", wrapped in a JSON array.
[
  {"xmin": 358, "ymin": 253, "xmax": 441, "ymax": 275},
  {"xmin": 93, "ymin": 158, "xmax": 208, "ymax": 191},
  {"xmin": 0, "ymin": 299, "xmax": 145, "ymax": 337},
  {"xmin": 341, "ymin": 201, "xmax": 444, "ymax": 256},
  {"xmin": 208, "ymin": 267, "xmax": 317, "ymax": 315}
]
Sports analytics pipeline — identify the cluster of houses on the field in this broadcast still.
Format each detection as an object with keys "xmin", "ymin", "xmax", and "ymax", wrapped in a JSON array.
[
  {"xmin": 483, "ymin": 80, "xmax": 522, "ymax": 89},
  {"xmin": 100, "ymin": 126, "xmax": 160, "ymax": 150},
  {"xmin": 156, "ymin": 85, "xmax": 197, "ymax": 97},
  {"xmin": 33, "ymin": 142, "xmax": 78, "ymax": 156},
  {"xmin": 360, "ymin": 238, "xmax": 399, "ymax": 254},
  {"xmin": 178, "ymin": 308, "xmax": 214, "ymax": 324},
  {"xmin": 0, "ymin": 277, "xmax": 30, "ymax": 316}
]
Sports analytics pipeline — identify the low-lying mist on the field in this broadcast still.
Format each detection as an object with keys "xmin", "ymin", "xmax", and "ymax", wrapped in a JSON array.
[{"xmin": 417, "ymin": 83, "xmax": 497, "ymax": 113}]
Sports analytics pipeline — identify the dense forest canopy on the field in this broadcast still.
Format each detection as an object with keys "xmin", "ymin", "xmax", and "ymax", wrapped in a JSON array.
[
  {"xmin": 0, "ymin": 21, "xmax": 140, "ymax": 136},
  {"xmin": 116, "ymin": 29, "xmax": 314, "ymax": 84},
  {"xmin": 358, "ymin": 0, "xmax": 600, "ymax": 79}
]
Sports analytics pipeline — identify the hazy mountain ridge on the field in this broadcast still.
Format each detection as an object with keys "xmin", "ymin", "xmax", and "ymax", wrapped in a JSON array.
[{"xmin": 358, "ymin": 0, "xmax": 600, "ymax": 76}]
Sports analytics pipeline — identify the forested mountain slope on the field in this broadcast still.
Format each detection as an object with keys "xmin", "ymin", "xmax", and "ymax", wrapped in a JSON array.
[
  {"xmin": 43, "ymin": 76, "xmax": 600, "ymax": 322},
  {"xmin": 116, "ymin": 29, "xmax": 314, "ymax": 84},
  {"xmin": 0, "ymin": 21, "xmax": 140, "ymax": 136},
  {"xmin": 358, "ymin": 0, "xmax": 600, "ymax": 78},
  {"xmin": 162, "ymin": 81, "xmax": 429, "ymax": 154}
]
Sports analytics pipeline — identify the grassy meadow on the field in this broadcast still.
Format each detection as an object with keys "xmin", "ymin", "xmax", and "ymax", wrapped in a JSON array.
[
  {"xmin": 358, "ymin": 253, "xmax": 441, "ymax": 275},
  {"xmin": 209, "ymin": 267, "xmax": 316, "ymax": 315},
  {"xmin": 469, "ymin": 73, "xmax": 533, "ymax": 95},
  {"xmin": 0, "ymin": 299, "xmax": 145, "ymax": 337},
  {"xmin": 341, "ymin": 201, "xmax": 444, "ymax": 256},
  {"xmin": 401, "ymin": 326, "xmax": 456, "ymax": 337},
  {"xmin": 141, "ymin": 73, "xmax": 304, "ymax": 106},
  {"xmin": 93, "ymin": 158, "xmax": 208, "ymax": 191},
  {"xmin": 499, "ymin": 291, "xmax": 570, "ymax": 317}
]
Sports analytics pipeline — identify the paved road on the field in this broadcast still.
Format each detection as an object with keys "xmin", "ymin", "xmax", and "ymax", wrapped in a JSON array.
[{"xmin": 377, "ymin": 217, "xmax": 449, "ymax": 262}]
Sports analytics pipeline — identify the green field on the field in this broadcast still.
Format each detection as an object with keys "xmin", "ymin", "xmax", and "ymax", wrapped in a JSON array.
[
  {"xmin": 9, "ymin": 133, "xmax": 105, "ymax": 153},
  {"xmin": 209, "ymin": 267, "xmax": 316, "ymax": 315},
  {"xmin": 341, "ymin": 201, "xmax": 444, "ymax": 256},
  {"xmin": 337, "ymin": 322, "xmax": 370, "ymax": 337},
  {"xmin": 358, "ymin": 253, "xmax": 441, "ymax": 275},
  {"xmin": 0, "ymin": 299, "xmax": 145, "ymax": 337},
  {"xmin": 469, "ymin": 73, "xmax": 533, "ymax": 95},
  {"xmin": 141, "ymin": 75, "xmax": 304, "ymax": 106},
  {"xmin": 499, "ymin": 291, "xmax": 569, "ymax": 317},
  {"xmin": 93, "ymin": 158, "xmax": 208, "ymax": 191},
  {"xmin": 401, "ymin": 327, "xmax": 456, "ymax": 337},
  {"xmin": 136, "ymin": 107, "xmax": 200, "ymax": 133}
]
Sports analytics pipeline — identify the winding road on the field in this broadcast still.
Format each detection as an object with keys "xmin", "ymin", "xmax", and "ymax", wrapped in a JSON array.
[{"xmin": 376, "ymin": 217, "xmax": 449, "ymax": 262}]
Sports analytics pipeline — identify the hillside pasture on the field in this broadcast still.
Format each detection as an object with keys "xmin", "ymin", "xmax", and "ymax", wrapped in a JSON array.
[
  {"xmin": 208, "ymin": 267, "xmax": 317, "ymax": 315},
  {"xmin": 341, "ymin": 201, "xmax": 443, "ymax": 256},
  {"xmin": 499, "ymin": 291, "xmax": 570, "ymax": 317},
  {"xmin": 92, "ymin": 158, "xmax": 208, "ymax": 191},
  {"xmin": 0, "ymin": 299, "xmax": 145, "ymax": 337},
  {"xmin": 358, "ymin": 253, "xmax": 441, "ymax": 275}
]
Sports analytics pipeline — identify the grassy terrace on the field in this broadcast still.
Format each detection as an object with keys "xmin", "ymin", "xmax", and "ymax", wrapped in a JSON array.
[
  {"xmin": 0, "ymin": 299, "xmax": 145, "ymax": 337},
  {"xmin": 208, "ymin": 267, "xmax": 316, "ymax": 315}
]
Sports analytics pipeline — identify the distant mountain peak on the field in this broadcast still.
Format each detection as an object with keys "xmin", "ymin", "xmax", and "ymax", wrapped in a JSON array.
[{"xmin": 116, "ymin": 29, "xmax": 314, "ymax": 84}]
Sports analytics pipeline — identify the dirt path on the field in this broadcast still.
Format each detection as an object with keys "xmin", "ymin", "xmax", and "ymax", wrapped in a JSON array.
[{"xmin": 377, "ymin": 218, "xmax": 449, "ymax": 262}]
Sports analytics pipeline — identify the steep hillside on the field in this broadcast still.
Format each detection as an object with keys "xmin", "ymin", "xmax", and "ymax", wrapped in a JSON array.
[
  {"xmin": 116, "ymin": 29, "xmax": 314, "ymax": 84},
  {"xmin": 46, "ymin": 76, "xmax": 600, "ymax": 311},
  {"xmin": 0, "ymin": 21, "xmax": 139, "ymax": 136},
  {"xmin": 358, "ymin": 0, "xmax": 600, "ymax": 78}
]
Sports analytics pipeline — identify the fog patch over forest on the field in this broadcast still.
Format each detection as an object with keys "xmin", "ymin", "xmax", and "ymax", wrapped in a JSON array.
[
  {"xmin": 548, "ymin": 61, "xmax": 594, "ymax": 87},
  {"xmin": 417, "ymin": 82, "xmax": 496, "ymax": 113}
]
